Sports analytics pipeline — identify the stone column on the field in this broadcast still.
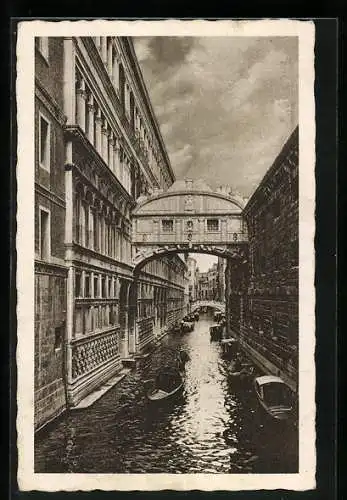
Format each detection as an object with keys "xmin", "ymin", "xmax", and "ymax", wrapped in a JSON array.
[
  {"xmin": 90, "ymin": 271, "xmax": 94, "ymax": 297},
  {"xmin": 94, "ymin": 36, "xmax": 101, "ymax": 51},
  {"xmin": 63, "ymin": 38, "xmax": 76, "ymax": 127},
  {"xmin": 111, "ymin": 276, "xmax": 115, "ymax": 298},
  {"xmin": 76, "ymin": 78, "xmax": 86, "ymax": 132},
  {"xmin": 119, "ymin": 148, "xmax": 124, "ymax": 185},
  {"xmin": 100, "ymin": 37, "xmax": 107, "ymax": 65},
  {"xmin": 87, "ymin": 94, "xmax": 95, "ymax": 145},
  {"xmin": 64, "ymin": 155, "xmax": 74, "ymax": 387},
  {"xmin": 98, "ymin": 274, "xmax": 102, "ymax": 299},
  {"xmin": 113, "ymin": 138, "xmax": 120, "ymax": 179},
  {"xmin": 81, "ymin": 270, "xmax": 86, "ymax": 298},
  {"xmin": 107, "ymin": 39, "xmax": 113, "ymax": 75},
  {"xmin": 99, "ymin": 214, "xmax": 104, "ymax": 255},
  {"xmin": 112, "ymin": 53, "xmax": 120, "ymax": 91},
  {"xmin": 101, "ymin": 119, "xmax": 109, "ymax": 164},
  {"xmin": 95, "ymin": 107, "xmax": 102, "ymax": 156},
  {"xmin": 89, "ymin": 206, "xmax": 93, "ymax": 250},
  {"xmin": 108, "ymin": 132, "xmax": 114, "ymax": 173}
]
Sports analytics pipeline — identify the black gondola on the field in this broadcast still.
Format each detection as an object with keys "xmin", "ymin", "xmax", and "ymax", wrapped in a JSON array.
[{"xmin": 210, "ymin": 323, "xmax": 222, "ymax": 341}]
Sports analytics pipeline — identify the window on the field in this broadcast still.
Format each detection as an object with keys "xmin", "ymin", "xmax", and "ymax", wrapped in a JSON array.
[
  {"xmin": 102, "ymin": 276, "xmax": 107, "ymax": 298},
  {"xmin": 75, "ymin": 273, "xmax": 82, "ymax": 297},
  {"xmin": 39, "ymin": 114, "xmax": 50, "ymax": 171},
  {"xmin": 94, "ymin": 276, "xmax": 99, "ymax": 298},
  {"xmin": 93, "ymin": 212, "xmax": 98, "ymax": 251},
  {"xmin": 39, "ymin": 208, "xmax": 50, "ymax": 260},
  {"xmin": 54, "ymin": 323, "xmax": 64, "ymax": 350},
  {"xmin": 37, "ymin": 37, "xmax": 49, "ymax": 60},
  {"xmin": 207, "ymin": 219, "xmax": 219, "ymax": 232},
  {"xmin": 162, "ymin": 219, "xmax": 174, "ymax": 233},
  {"xmin": 85, "ymin": 275, "xmax": 91, "ymax": 298}
]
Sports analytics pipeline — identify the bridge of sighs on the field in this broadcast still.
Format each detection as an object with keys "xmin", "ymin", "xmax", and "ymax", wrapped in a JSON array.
[{"xmin": 132, "ymin": 179, "xmax": 249, "ymax": 271}]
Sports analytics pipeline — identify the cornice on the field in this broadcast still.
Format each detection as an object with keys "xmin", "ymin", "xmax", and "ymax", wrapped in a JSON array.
[
  {"xmin": 35, "ymin": 77, "xmax": 67, "ymax": 127},
  {"xmin": 35, "ymin": 182, "xmax": 66, "ymax": 209},
  {"xmin": 134, "ymin": 190, "xmax": 245, "ymax": 214},
  {"xmin": 65, "ymin": 125, "xmax": 136, "ymax": 212},
  {"xmin": 244, "ymin": 126, "xmax": 299, "ymax": 216},
  {"xmin": 75, "ymin": 38, "xmax": 159, "ymax": 190},
  {"xmin": 118, "ymin": 38, "xmax": 175, "ymax": 184}
]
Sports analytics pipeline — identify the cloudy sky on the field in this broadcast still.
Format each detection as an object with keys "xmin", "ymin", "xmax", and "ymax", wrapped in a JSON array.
[
  {"xmin": 133, "ymin": 36, "xmax": 298, "ymax": 199},
  {"xmin": 133, "ymin": 36, "xmax": 298, "ymax": 272}
]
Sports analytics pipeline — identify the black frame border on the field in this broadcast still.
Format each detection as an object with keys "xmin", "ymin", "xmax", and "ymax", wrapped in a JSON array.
[{"xmin": 5, "ymin": 15, "xmax": 339, "ymax": 500}]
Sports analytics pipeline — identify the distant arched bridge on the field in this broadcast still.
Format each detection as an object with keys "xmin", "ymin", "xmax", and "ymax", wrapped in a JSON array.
[{"xmin": 191, "ymin": 300, "xmax": 225, "ymax": 313}]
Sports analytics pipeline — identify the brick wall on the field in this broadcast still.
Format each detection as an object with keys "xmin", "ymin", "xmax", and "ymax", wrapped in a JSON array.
[
  {"xmin": 226, "ymin": 128, "xmax": 299, "ymax": 368},
  {"xmin": 34, "ymin": 37, "xmax": 67, "ymax": 430},
  {"xmin": 35, "ymin": 37, "xmax": 64, "ymax": 109},
  {"xmin": 34, "ymin": 269, "xmax": 67, "ymax": 430}
]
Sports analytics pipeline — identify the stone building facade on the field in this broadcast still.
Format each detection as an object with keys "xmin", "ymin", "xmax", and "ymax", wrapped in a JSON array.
[
  {"xmin": 34, "ymin": 36, "xmax": 188, "ymax": 430},
  {"xmin": 34, "ymin": 37, "xmax": 68, "ymax": 430},
  {"xmin": 217, "ymin": 257, "xmax": 227, "ymax": 302},
  {"xmin": 196, "ymin": 261, "xmax": 225, "ymax": 302},
  {"xmin": 225, "ymin": 126, "xmax": 299, "ymax": 387},
  {"xmin": 187, "ymin": 256, "xmax": 198, "ymax": 302}
]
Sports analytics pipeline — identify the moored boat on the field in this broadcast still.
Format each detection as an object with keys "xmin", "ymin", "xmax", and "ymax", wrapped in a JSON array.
[
  {"xmin": 146, "ymin": 366, "xmax": 184, "ymax": 403},
  {"xmin": 210, "ymin": 323, "xmax": 222, "ymax": 341},
  {"xmin": 221, "ymin": 338, "xmax": 238, "ymax": 358},
  {"xmin": 253, "ymin": 375, "xmax": 296, "ymax": 422}
]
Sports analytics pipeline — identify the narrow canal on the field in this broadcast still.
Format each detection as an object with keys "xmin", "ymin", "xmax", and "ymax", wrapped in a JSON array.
[{"xmin": 35, "ymin": 313, "xmax": 298, "ymax": 474}]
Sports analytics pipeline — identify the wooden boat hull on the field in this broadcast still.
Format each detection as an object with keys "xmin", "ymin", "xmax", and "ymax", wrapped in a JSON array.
[
  {"xmin": 147, "ymin": 380, "xmax": 184, "ymax": 403},
  {"xmin": 253, "ymin": 376, "xmax": 295, "ymax": 424}
]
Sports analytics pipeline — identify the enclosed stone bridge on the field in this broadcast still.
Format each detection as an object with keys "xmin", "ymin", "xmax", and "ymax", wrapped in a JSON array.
[
  {"xmin": 132, "ymin": 179, "xmax": 249, "ymax": 272},
  {"xmin": 191, "ymin": 300, "xmax": 225, "ymax": 313}
]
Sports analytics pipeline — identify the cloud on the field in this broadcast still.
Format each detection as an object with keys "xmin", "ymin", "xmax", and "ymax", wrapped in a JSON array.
[{"xmin": 133, "ymin": 36, "xmax": 298, "ymax": 197}]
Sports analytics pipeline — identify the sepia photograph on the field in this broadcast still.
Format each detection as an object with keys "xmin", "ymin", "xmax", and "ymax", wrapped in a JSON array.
[{"xmin": 16, "ymin": 19, "xmax": 316, "ymax": 491}]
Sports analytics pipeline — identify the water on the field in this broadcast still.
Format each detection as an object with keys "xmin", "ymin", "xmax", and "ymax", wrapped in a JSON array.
[{"xmin": 35, "ymin": 314, "xmax": 298, "ymax": 473}]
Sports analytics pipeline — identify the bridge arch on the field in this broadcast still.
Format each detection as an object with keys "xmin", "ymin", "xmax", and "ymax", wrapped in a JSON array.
[
  {"xmin": 191, "ymin": 300, "xmax": 225, "ymax": 313},
  {"xmin": 132, "ymin": 243, "xmax": 247, "ymax": 275}
]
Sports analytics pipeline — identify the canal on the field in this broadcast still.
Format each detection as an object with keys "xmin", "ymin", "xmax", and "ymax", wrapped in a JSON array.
[{"xmin": 35, "ymin": 313, "xmax": 298, "ymax": 474}]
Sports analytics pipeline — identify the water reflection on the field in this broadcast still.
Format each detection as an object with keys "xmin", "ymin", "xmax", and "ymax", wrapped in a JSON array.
[{"xmin": 35, "ymin": 313, "xmax": 298, "ymax": 473}]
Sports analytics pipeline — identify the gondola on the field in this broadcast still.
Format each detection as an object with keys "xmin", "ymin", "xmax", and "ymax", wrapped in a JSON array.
[
  {"xmin": 220, "ymin": 338, "xmax": 238, "ymax": 358},
  {"xmin": 145, "ymin": 350, "xmax": 189, "ymax": 403},
  {"xmin": 253, "ymin": 375, "xmax": 296, "ymax": 422},
  {"xmin": 146, "ymin": 374, "xmax": 184, "ymax": 402},
  {"xmin": 210, "ymin": 323, "xmax": 222, "ymax": 341}
]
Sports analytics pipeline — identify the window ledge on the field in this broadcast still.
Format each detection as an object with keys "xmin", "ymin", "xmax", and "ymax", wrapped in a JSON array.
[
  {"xmin": 36, "ymin": 49, "xmax": 49, "ymax": 66},
  {"xmin": 39, "ymin": 162, "xmax": 50, "ymax": 173}
]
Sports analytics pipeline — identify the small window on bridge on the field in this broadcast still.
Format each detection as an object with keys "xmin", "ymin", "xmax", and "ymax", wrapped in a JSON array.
[
  {"xmin": 162, "ymin": 219, "xmax": 174, "ymax": 232},
  {"xmin": 207, "ymin": 219, "xmax": 219, "ymax": 232}
]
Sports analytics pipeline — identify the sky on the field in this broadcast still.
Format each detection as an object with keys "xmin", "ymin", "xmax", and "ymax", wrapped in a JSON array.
[
  {"xmin": 133, "ymin": 36, "xmax": 298, "ymax": 272},
  {"xmin": 133, "ymin": 36, "xmax": 298, "ymax": 199},
  {"xmin": 194, "ymin": 254, "xmax": 218, "ymax": 273}
]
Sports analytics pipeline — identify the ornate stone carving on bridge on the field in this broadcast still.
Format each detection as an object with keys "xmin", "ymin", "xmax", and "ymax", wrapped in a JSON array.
[{"xmin": 184, "ymin": 195, "xmax": 194, "ymax": 211}]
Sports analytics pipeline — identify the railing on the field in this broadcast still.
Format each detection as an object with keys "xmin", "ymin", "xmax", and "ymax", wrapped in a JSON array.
[
  {"xmin": 133, "ymin": 231, "xmax": 248, "ymax": 245},
  {"xmin": 191, "ymin": 300, "xmax": 225, "ymax": 311},
  {"xmin": 71, "ymin": 327, "xmax": 120, "ymax": 379}
]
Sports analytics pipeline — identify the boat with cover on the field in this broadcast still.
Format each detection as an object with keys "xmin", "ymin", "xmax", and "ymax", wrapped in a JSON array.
[
  {"xmin": 221, "ymin": 338, "xmax": 238, "ymax": 358},
  {"xmin": 146, "ymin": 350, "xmax": 189, "ymax": 402},
  {"xmin": 253, "ymin": 375, "xmax": 296, "ymax": 422},
  {"xmin": 146, "ymin": 366, "xmax": 184, "ymax": 402}
]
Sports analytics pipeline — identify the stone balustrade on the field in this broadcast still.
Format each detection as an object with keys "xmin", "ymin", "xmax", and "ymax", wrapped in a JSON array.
[{"xmin": 71, "ymin": 327, "xmax": 120, "ymax": 379}]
